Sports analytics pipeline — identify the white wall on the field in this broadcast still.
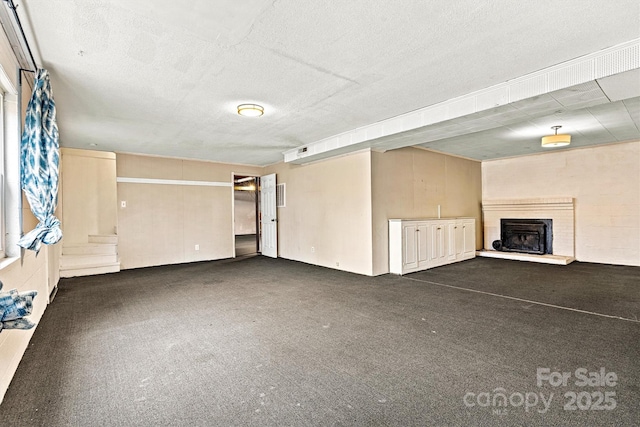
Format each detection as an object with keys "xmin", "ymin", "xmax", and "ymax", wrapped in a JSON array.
[{"xmin": 482, "ymin": 141, "xmax": 640, "ymax": 266}]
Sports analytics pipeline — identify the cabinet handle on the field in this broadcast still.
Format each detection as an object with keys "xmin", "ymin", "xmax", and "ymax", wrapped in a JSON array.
[{"xmin": 437, "ymin": 227, "xmax": 441, "ymax": 230}]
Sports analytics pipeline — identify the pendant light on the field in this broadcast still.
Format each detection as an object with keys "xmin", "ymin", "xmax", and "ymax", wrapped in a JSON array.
[{"xmin": 541, "ymin": 125, "xmax": 571, "ymax": 148}]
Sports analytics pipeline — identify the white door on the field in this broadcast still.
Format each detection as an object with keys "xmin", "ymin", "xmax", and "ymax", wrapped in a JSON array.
[{"xmin": 260, "ymin": 173, "xmax": 278, "ymax": 258}]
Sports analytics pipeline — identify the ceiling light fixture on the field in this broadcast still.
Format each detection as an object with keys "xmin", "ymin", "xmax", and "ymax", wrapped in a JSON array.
[
  {"xmin": 541, "ymin": 125, "xmax": 571, "ymax": 148},
  {"xmin": 237, "ymin": 104, "xmax": 264, "ymax": 117},
  {"xmin": 235, "ymin": 176, "xmax": 255, "ymax": 183}
]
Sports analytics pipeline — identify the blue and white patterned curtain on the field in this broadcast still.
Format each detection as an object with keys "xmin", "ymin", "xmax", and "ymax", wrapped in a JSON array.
[{"xmin": 18, "ymin": 69, "xmax": 62, "ymax": 253}]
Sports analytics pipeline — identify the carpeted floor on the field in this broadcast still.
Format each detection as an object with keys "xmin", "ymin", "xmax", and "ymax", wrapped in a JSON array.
[{"xmin": 1, "ymin": 256, "xmax": 638, "ymax": 426}]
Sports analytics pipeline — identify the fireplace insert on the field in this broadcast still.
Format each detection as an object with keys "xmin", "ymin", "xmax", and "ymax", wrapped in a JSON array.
[{"xmin": 492, "ymin": 219, "xmax": 553, "ymax": 255}]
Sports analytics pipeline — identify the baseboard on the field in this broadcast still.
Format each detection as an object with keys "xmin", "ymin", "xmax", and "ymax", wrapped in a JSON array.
[{"xmin": 48, "ymin": 285, "xmax": 58, "ymax": 303}]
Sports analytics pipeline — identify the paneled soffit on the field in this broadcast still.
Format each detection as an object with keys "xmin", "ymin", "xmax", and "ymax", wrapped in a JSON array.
[{"xmin": 285, "ymin": 40, "xmax": 640, "ymax": 163}]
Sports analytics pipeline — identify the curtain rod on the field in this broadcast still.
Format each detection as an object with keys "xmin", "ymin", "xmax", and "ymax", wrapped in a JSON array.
[{"xmin": 3, "ymin": 0, "xmax": 38, "ymax": 71}]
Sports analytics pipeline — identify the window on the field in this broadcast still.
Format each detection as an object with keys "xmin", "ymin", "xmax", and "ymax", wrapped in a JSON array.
[
  {"xmin": 0, "ymin": 63, "xmax": 20, "ymax": 258},
  {"xmin": 0, "ymin": 84, "xmax": 6, "ymax": 256}
]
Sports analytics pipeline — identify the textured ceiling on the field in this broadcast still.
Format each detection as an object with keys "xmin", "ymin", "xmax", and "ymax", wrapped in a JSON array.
[
  {"xmin": 420, "ymin": 97, "xmax": 640, "ymax": 160},
  {"xmin": 15, "ymin": 0, "xmax": 640, "ymax": 165}
]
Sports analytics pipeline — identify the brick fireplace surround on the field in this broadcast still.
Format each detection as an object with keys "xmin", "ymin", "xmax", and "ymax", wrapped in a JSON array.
[{"xmin": 480, "ymin": 197, "xmax": 575, "ymax": 264}]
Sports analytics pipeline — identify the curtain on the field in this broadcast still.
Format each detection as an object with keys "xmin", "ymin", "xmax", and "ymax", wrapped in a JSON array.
[
  {"xmin": 17, "ymin": 69, "xmax": 62, "ymax": 253},
  {"xmin": 0, "ymin": 281, "xmax": 37, "ymax": 332}
]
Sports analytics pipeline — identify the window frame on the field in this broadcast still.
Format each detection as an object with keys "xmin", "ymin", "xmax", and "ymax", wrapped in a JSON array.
[{"xmin": 0, "ymin": 88, "xmax": 6, "ymax": 257}]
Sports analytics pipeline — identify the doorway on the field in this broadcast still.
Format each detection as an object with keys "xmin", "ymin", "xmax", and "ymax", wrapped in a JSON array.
[{"xmin": 233, "ymin": 175, "xmax": 259, "ymax": 256}]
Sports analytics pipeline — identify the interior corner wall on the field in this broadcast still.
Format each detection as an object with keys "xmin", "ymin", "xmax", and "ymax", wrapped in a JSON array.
[
  {"xmin": 116, "ymin": 154, "xmax": 261, "ymax": 270},
  {"xmin": 371, "ymin": 147, "xmax": 483, "ymax": 275},
  {"xmin": 264, "ymin": 151, "xmax": 374, "ymax": 276},
  {"xmin": 482, "ymin": 141, "xmax": 640, "ymax": 266},
  {"xmin": 60, "ymin": 148, "xmax": 118, "ymax": 245}
]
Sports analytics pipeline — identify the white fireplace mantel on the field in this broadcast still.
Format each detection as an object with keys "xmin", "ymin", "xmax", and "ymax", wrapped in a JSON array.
[{"xmin": 482, "ymin": 197, "xmax": 574, "ymax": 211}]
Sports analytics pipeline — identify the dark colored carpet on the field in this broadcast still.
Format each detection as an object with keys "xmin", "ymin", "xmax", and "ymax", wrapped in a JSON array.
[
  {"xmin": 1, "ymin": 256, "xmax": 638, "ymax": 426},
  {"xmin": 408, "ymin": 257, "xmax": 640, "ymax": 321}
]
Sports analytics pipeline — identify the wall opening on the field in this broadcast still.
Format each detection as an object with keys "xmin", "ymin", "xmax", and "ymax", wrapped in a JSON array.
[{"xmin": 233, "ymin": 175, "xmax": 259, "ymax": 256}]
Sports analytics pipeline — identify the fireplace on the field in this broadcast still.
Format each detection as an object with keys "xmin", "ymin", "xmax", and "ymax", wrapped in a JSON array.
[
  {"xmin": 481, "ymin": 198, "xmax": 574, "ymax": 263},
  {"xmin": 492, "ymin": 219, "xmax": 553, "ymax": 255}
]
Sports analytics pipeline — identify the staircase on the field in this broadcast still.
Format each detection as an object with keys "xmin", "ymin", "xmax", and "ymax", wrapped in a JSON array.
[{"xmin": 60, "ymin": 235, "xmax": 121, "ymax": 278}]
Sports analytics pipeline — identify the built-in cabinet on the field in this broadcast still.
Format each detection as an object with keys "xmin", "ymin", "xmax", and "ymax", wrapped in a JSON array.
[{"xmin": 389, "ymin": 218, "xmax": 475, "ymax": 275}]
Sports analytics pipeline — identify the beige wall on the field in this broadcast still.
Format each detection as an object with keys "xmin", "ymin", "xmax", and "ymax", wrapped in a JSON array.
[
  {"xmin": 0, "ymin": 250, "xmax": 52, "ymax": 404},
  {"xmin": 371, "ymin": 147, "xmax": 483, "ymax": 275},
  {"xmin": 265, "ymin": 150, "xmax": 374, "ymax": 275},
  {"xmin": 482, "ymin": 141, "xmax": 640, "ymax": 266},
  {"xmin": 60, "ymin": 148, "xmax": 118, "ymax": 244},
  {"xmin": 116, "ymin": 154, "xmax": 261, "ymax": 269},
  {"xmin": 0, "ymin": 32, "xmax": 60, "ymax": 403}
]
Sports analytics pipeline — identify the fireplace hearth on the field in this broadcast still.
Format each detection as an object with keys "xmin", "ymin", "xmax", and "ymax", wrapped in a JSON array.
[{"xmin": 492, "ymin": 219, "xmax": 553, "ymax": 255}]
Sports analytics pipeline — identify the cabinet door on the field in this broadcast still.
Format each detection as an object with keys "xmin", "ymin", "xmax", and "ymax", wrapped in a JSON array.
[
  {"xmin": 447, "ymin": 221, "xmax": 458, "ymax": 261},
  {"xmin": 429, "ymin": 222, "xmax": 447, "ymax": 266},
  {"xmin": 462, "ymin": 220, "xmax": 476, "ymax": 258},
  {"xmin": 416, "ymin": 222, "xmax": 430, "ymax": 268},
  {"xmin": 402, "ymin": 223, "xmax": 418, "ymax": 271},
  {"xmin": 454, "ymin": 222, "xmax": 466, "ymax": 258}
]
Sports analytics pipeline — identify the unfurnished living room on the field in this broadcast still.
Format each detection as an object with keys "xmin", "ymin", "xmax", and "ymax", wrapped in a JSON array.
[{"xmin": 0, "ymin": 1, "xmax": 638, "ymax": 426}]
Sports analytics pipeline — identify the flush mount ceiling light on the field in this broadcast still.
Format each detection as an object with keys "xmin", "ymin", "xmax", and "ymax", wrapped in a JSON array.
[
  {"xmin": 541, "ymin": 125, "xmax": 571, "ymax": 148},
  {"xmin": 237, "ymin": 104, "xmax": 264, "ymax": 117}
]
